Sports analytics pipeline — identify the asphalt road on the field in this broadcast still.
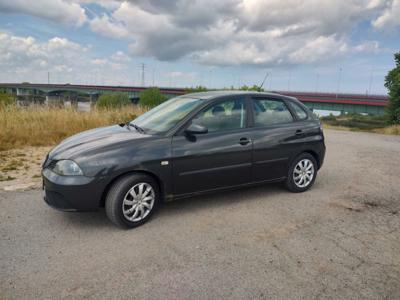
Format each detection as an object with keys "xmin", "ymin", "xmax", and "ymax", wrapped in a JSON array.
[{"xmin": 1, "ymin": 129, "xmax": 400, "ymax": 299}]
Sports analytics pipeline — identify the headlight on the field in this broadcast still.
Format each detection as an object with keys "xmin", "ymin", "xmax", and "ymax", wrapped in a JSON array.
[{"xmin": 52, "ymin": 160, "xmax": 83, "ymax": 176}]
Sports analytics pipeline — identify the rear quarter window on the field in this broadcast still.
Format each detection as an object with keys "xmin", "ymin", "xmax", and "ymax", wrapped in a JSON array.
[
  {"xmin": 252, "ymin": 99, "xmax": 293, "ymax": 126},
  {"xmin": 288, "ymin": 101, "xmax": 308, "ymax": 120}
]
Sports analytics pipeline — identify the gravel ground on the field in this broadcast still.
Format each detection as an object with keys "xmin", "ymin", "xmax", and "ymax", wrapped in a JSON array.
[{"xmin": 1, "ymin": 129, "xmax": 400, "ymax": 300}]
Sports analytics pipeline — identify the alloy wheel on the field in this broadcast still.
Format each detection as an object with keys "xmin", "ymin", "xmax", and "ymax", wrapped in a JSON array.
[
  {"xmin": 293, "ymin": 159, "xmax": 314, "ymax": 188},
  {"xmin": 122, "ymin": 182, "xmax": 155, "ymax": 222}
]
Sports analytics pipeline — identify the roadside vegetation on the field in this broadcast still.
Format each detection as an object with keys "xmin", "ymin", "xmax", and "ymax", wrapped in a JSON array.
[
  {"xmin": 139, "ymin": 87, "xmax": 166, "ymax": 107},
  {"xmin": 96, "ymin": 92, "xmax": 131, "ymax": 109},
  {"xmin": 320, "ymin": 113, "xmax": 400, "ymax": 135},
  {"xmin": 0, "ymin": 90, "xmax": 16, "ymax": 107},
  {"xmin": 385, "ymin": 51, "xmax": 400, "ymax": 125},
  {"xmin": 0, "ymin": 104, "xmax": 146, "ymax": 151}
]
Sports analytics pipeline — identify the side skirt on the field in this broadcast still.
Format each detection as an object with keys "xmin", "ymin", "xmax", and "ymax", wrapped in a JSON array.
[{"xmin": 164, "ymin": 177, "xmax": 287, "ymax": 202}]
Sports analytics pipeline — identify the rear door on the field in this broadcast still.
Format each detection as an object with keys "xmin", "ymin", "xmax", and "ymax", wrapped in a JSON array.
[
  {"xmin": 171, "ymin": 96, "xmax": 253, "ymax": 195},
  {"xmin": 250, "ymin": 97, "xmax": 305, "ymax": 182}
]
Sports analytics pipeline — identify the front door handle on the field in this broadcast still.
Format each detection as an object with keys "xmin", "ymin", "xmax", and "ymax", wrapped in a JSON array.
[
  {"xmin": 295, "ymin": 129, "xmax": 303, "ymax": 136},
  {"xmin": 239, "ymin": 137, "xmax": 251, "ymax": 145}
]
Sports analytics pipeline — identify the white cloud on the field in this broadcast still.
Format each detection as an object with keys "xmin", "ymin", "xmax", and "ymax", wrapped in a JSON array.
[
  {"xmin": 0, "ymin": 32, "xmax": 131, "ymax": 84},
  {"xmin": 167, "ymin": 71, "xmax": 196, "ymax": 79},
  {"xmin": 0, "ymin": 0, "xmax": 87, "ymax": 26},
  {"xmin": 87, "ymin": 0, "xmax": 388, "ymax": 67},
  {"xmin": 89, "ymin": 14, "xmax": 129, "ymax": 39},
  {"xmin": 372, "ymin": 0, "xmax": 400, "ymax": 30},
  {"xmin": 90, "ymin": 58, "xmax": 108, "ymax": 65},
  {"xmin": 111, "ymin": 51, "xmax": 131, "ymax": 62}
]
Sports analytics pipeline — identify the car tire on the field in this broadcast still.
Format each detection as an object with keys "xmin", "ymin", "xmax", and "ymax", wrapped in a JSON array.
[
  {"xmin": 105, "ymin": 174, "xmax": 160, "ymax": 228},
  {"xmin": 285, "ymin": 153, "xmax": 318, "ymax": 193}
]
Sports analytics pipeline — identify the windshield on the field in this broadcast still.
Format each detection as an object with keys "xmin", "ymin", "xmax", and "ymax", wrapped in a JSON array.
[{"xmin": 131, "ymin": 97, "xmax": 203, "ymax": 134}]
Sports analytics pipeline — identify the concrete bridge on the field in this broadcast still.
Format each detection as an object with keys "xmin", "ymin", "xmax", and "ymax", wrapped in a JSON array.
[{"xmin": 0, "ymin": 83, "xmax": 388, "ymax": 114}]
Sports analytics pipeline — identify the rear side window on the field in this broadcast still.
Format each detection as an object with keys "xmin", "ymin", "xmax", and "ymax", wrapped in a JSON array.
[
  {"xmin": 288, "ymin": 101, "xmax": 308, "ymax": 120},
  {"xmin": 192, "ymin": 98, "xmax": 246, "ymax": 133},
  {"xmin": 252, "ymin": 99, "xmax": 293, "ymax": 126}
]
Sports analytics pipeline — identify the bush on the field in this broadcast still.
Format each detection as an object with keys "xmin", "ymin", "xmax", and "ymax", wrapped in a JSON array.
[
  {"xmin": 139, "ymin": 87, "xmax": 166, "ymax": 107},
  {"xmin": 96, "ymin": 93, "xmax": 131, "ymax": 109},
  {"xmin": 0, "ymin": 92, "xmax": 16, "ymax": 107},
  {"xmin": 321, "ymin": 113, "xmax": 388, "ymax": 130},
  {"xmin": 320, "ymin": 114, "xmax": 337, "ymax": 121},
  {"xmin": 385, "ymin": 52, "xmax": 400, "ymax": 124},
  {"xmin": 185, "ymin": 86, "xmax": 208, "ymax": 93},
  {"xmin": 239, "ymin": 85, "xmax": 264, "ymax": 92}
]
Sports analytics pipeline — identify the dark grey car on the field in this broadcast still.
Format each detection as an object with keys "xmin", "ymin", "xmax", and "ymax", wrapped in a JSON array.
[{"xmin": 42, "ymin": 91, "xmax": 325, "ymax": 228}]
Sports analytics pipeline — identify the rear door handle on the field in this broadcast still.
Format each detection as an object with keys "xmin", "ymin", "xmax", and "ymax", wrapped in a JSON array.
[{"xmin": 239, "ymin": 137, "xmax": 251, "ymax": 145}]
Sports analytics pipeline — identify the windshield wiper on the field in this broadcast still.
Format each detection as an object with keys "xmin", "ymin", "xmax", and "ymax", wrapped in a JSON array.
[{"xmin": 127, "ymin": 122, "xmax": 145, "ymax": 134}]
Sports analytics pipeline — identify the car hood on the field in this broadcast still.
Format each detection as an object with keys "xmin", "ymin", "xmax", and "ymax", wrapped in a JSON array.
[{"xmin": 49, "ymin": 124, "xmax": 150, "ymax": 160}]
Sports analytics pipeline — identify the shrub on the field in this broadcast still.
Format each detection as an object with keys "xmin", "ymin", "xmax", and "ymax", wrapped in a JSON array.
[
  {"xmin": 0, "ymin": 92, "xmax": 16, "ymax": 107},
  {"xmin": 139, "ymin": 87, "xmax": 166, "ymax": 107},
  {"xmin": 185, "ymin": 86, "xmax": 208, "ymax": 93},
  {"xmin": 320, "ymin": 114, "xmax": 337, "ymax": 121},
  {"xmin": 96, "ymin": 93, "xmax": 131, "ymax": 109},
  {"xmin": 239, "ymin": 85, "xmax": 264, "ymax": 92}
]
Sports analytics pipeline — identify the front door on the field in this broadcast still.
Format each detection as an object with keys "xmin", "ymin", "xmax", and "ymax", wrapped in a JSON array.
[{"xmin": 172, "ymin": 97, "xmax": 252, "ymax": 195}]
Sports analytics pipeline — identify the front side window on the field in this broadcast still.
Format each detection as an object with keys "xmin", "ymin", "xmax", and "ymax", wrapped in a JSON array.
[
  {"xmin": 252, "ymin": 99, "xmax": 293, "ymax": 126},
  {"xmin": 288, "ymin": 101, "xmax": 308, "ymax": 120},
  {"xmin": 191, "ymin": 99, "xmax": 247, "ymax": 133},
  {"xmin": 132, "ymin": 97, "xmax": 203, "ymax": 134}
]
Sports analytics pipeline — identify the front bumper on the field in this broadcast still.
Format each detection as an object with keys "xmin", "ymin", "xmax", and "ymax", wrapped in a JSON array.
[{"xmin": 42, "ymin": 168, "xmax": 104, "ymax": 211}]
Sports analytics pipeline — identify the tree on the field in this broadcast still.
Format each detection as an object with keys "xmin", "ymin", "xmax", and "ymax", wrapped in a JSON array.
[
  {"xmin": 385, "ymin": 52, "xmax": 400, "ymax": 124},
  {"xmin": 239, "ymin": 85, "xmax": 264, "ymax": 92},
  {"xmin": 96, "ymin": 93, "xmax": 131, "ymax": 109},
  {"xmin": 185, "ymin": 86, "xmax": 208, "ymax": 93},
  {"xmin": 139, "ymin": 87, "xmax": 166, "ymax": 107}
]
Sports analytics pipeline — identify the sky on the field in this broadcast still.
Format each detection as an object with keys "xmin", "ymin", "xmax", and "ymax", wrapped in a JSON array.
[{"xmin": 0, "ymin": 0, "xmax": 399, "ymax": 94}]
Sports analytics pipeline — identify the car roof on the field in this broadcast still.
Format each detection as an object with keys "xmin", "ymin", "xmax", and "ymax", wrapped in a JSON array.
[{"xmin": 183, "ymin": 90, "xmax": 293, "ymax": 101}]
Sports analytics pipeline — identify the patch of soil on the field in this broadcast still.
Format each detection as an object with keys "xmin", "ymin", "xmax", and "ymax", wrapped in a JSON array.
[{"xmin": 0, "ymin": 146, "xmax": 52, "ymax": 191}]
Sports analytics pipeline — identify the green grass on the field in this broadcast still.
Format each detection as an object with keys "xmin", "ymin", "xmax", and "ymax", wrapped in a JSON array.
[{"xmin": 320, "ymin": 113, "xmax": 389, "ymax": 131}]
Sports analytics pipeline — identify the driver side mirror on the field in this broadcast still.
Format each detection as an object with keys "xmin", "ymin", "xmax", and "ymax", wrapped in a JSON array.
[{"xmin": 185, "ymin": 123, "xmax": 208, "ymax": 135}]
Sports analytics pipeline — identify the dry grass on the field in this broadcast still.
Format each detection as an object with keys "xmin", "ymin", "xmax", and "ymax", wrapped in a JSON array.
[
  {"xmin": 0, "ymin": 105, "xmax": 147, "ymax": 151},
  {"xmin": 322, "ymin": 123, "xmax": 400, "ymax": 135},
  {"xmin": 374, "ymin": 125, "xmax": 400, "ymax": 135}
]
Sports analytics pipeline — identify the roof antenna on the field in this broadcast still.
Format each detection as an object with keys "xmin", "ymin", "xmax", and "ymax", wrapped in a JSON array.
[{"xmin": 259, "ymin": 72, "xmax": 269, "ymax": 90}]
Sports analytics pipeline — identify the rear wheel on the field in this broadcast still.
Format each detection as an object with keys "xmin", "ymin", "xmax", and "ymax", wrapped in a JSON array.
[
  {"xmin": 285, "ymin": 153, "xmax": 317, "ymax": 193},
  {"xmin": 105, "ymin": 174, "xmax": 160, "ymax": 228}
]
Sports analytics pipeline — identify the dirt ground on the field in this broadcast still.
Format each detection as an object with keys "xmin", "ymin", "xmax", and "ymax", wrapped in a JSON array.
[
  {"xmin": 0, "ymin": 146, "xmax": 51, "ymax": 191},
  {"xmin": 1, "ymin": 129, "xmax": 399, "ymax": 299}
]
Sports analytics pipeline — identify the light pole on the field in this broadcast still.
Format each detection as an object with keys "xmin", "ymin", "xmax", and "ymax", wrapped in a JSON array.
[
  {"xmin": 336, "ymin": 67, "xmax": 342, "ymax": 98},
  {"xmin": 368, "ymin": 69, "xmax": 374, "ymax": 96}
]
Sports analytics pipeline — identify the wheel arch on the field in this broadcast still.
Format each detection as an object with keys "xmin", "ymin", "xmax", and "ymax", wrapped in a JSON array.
[
  {"xmin": 291, "ymin": 149, "xmax": 321, "ymax": 170},
  {"xmin": 99, "ymin": 170, "xmax": 164, "ymax": 207},
  {"xmin": 301, "ymin": 150, "xmax": 321, "ymax": 169}
]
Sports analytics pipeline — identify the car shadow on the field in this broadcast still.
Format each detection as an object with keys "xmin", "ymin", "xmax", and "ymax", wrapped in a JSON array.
[
  {"xmin": 57, "ymin": 208, "xmax": 111, "ymax": 229},
  {"xmin": 55, "ymin": 182, "xmax": 292, "ymax": 229},
  {"xmin": 158, "ymin": 182, "xmax": 285, "ymax": 217}
]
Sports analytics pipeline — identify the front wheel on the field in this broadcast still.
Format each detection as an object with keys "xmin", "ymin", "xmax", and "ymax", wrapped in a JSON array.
[
  {"xmin": 285, "ymin": 153, "xmax": 317, "ymax": 193},
  {"xmin": 105, "ymin": 174, "xmax": 160, "ymax": 228}
]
